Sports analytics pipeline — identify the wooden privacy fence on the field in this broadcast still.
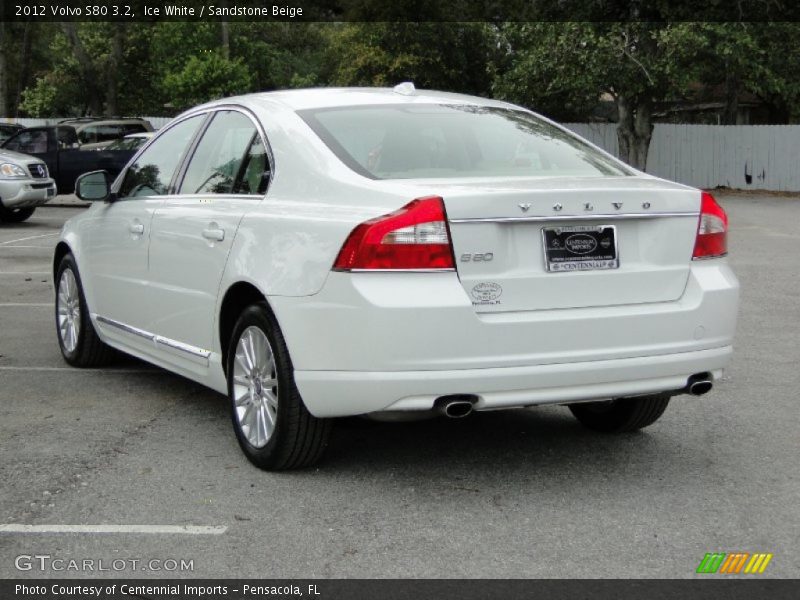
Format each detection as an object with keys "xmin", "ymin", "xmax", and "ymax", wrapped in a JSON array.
[
  {"xmin": 565, "ymin": 122, "xmax": 800, "ymax": 192},
  {"xmin": 3, "ymin": 117, "xmax": 799, "ymax": 191}
]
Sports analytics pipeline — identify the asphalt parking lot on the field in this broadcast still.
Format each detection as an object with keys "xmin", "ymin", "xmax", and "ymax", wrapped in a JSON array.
[{"xmin": 0, "ymin": 193, "xmax": 798, "ymax": 579}]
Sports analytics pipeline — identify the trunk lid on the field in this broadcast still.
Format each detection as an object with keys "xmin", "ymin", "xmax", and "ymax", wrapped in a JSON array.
[{"xmin": 405, "ymin": 176, "xmax": 701, "ymax": 313}]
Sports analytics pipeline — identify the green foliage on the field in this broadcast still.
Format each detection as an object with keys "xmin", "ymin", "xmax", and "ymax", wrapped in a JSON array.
[
  {"xmin": 162, "ymin": 52, "xmax": 254, "ymax": 110},
  {"xmin": 326, "ymin": 23, "xmax": 494, "ymax": 96},
  {"xmin": 19, "ymin": 72, "xmax": 77, "ymax": 117},
  {"xmin": 490, "ymin": 23, "xmax": 604, "ymax": 120},
  {"xmin": 491, "ymin": 23, "xmax": 706, "ymax": 120},
  {"xmin": 4, "ymin": 20, "xmax": 800, "ymax": 127}
]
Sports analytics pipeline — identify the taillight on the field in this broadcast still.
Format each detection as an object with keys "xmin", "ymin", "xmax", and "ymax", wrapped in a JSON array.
[
  {"xmin": 333, "ymin": 196, "xmax": 455, "ymax": 270},
  {"xmin": 692, "ymin": 192, "xmax": 728, "ymax": 260}
]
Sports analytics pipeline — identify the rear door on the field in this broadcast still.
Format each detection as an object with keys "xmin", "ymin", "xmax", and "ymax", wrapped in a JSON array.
[{"xmin": 147, "ymin": 109, "xmax": 270, "ymax": 368}]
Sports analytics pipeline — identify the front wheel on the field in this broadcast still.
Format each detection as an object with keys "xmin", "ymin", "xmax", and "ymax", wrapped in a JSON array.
[
  {"xmin": 55, "ymin": 254, "xmax": 115, "ymax": 367},
  {"xmin": 227, "ymin": 302, "xmax": 331, "ymax": 470},
  {"xmin": 0, "ymin": 206, "xmax": 35, "ymax": 223},
  {"xmin": 568, "ymin": 394, "xmax": 671, "ymax": 433}
]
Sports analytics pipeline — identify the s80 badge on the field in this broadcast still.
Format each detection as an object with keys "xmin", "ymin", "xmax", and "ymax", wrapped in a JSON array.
[{"xmin": 460, "ymin": 252, "xmax": 494, "ymax": 262}]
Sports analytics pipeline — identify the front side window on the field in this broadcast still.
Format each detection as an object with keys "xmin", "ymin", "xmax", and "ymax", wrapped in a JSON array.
[
  {"xmin": 57, "ymin": 127, "xmax": 78, "ymax": 148},
  {"xmin": 0, "ymin": 126, "xmax": 22, "ymax": 144},
  {"xmin": 299, "ymin": 104, "xmax": 630, "ymax": 180},
  {"xmin": 118, "ymin": 115, "xmax": 204, "ymax": 199},
  {"xmin": 179, "ymin": 111, "xmax": 264, "ymax": 195}
]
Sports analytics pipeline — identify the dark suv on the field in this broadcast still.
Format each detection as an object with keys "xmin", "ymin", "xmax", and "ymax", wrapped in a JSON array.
[{"xmin": 58, "ymin": 118, "xmax": 154, "ymax": 150}]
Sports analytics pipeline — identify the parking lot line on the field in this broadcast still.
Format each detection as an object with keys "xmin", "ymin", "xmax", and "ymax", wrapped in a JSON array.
[
  {"xmin": 0, "ymin": 233, "xmax": 58, "ymax": 246},
  {"xmin": 0, "ymin": 366, "xmax": 159, "ymax": 373},
  {"xmin": 0, "ymin": 245, "xmax": 56, "ymax": 249},
  {"xmin": 0, "ymin": 271, "xmax": 50, "ymax": 275},
  {"xmin": 0, "ymin": 524, "xmax": 227, "ymax": 535},
  {"xmin": 0, "ymin": 303, "xmax": 52, "ymax": 307}
]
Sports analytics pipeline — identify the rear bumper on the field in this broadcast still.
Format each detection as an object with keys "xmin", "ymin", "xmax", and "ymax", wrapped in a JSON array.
[
  {"xmin": 295, "ymin": 347, "xmax": 731, "ymax": 417},
  {"xmin": 0, "ymin": 178, "xmax": 57, "ymax": 209},
  {"xmin": 271, "ymin": 260, "xmax": 739, "ymax": 417}
]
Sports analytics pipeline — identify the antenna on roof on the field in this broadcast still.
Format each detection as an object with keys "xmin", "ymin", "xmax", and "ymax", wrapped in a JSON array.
[{"xmin": 393, "ymin": 82, "xmax": 416, "ymax": 96}]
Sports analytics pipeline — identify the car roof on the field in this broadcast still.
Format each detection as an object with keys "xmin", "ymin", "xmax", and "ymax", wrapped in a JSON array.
[
  {"xmin": 75, "ymin": 119, "xmax": 150, "ymax": 128},
  {"xmin": 193, "ymin": 86, "xmax": 518, "ymax": 114},
  {"xmin": 123, "ymin": 132, "xmax": 154, "ymax": 139}
]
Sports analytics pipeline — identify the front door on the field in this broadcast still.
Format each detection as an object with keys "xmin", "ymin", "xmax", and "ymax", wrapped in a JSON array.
[{"xmin": 82, "ymin": 114, "xmax": 206, "ymax": 350}]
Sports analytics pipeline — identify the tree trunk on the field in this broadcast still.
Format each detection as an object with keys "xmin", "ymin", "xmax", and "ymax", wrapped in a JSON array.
[
  {"xmin": 722, "ymin": 68, "xmax": 740, "ymax": 125},
  {"xmin": 14, "ymin": 23, "xmax": 32, "ymax": 118},
  {"xmin": 616, "ymin": 94, "xmax": 653, "ymax": 171},
  {"xmin": 0, "ymin": 21, "xmax": 8, "ymax": 117},
  {"xmin": 105, "ymin": 24, "xmax": 124, "ymax": 116},
  {"xmin": 221, "ymin": 22, "xmax": 230, "ymax": 59},
  {"xmin": 220, "ymin": 1, "xmax": 230, "ymax": 59},
  {"xmin": 61, "ymin": 23, "xmax": 102, "ymax": 115}
]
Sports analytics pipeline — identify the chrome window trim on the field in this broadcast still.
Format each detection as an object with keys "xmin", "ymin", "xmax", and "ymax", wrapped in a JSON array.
[
  {"xmin": 174, "ymin": 104, "xmax": 275, "ymax": 197},
  {"xmin": 112, "ymin": 104, "xmax": 275, "ymax": 200}
]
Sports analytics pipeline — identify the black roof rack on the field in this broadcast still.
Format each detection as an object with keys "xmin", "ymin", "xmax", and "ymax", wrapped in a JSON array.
[{"xmin": 57, "ymin": 117, "xmax": 103, "ymax": 124}]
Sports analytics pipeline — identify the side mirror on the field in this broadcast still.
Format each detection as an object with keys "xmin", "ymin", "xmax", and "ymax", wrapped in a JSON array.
[{"xmin": 75, "ymin": 170, "xmax": 113, "ymax": 202}]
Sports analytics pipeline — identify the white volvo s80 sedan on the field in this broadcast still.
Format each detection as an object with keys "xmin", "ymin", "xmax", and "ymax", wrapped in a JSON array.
[{"xmin": 54, "ymin": 85, "xmax": 739, "ymax": 469}]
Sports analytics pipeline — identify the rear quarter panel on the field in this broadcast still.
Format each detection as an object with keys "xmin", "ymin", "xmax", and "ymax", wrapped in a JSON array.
[{"xmin": 217, "ymin": 105, "xmax": 412, "ymax": 300}]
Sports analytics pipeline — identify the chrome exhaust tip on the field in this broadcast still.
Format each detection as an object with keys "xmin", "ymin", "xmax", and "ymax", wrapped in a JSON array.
[
  {"xmin": 443, "ymin": 401, "xmax": 474, "ymax": 418},
  {"xmin": 689, "ymin": 380, "xmax": 713, "ymax": 396},
  {"xmin": 434, "ymin": 395, "xmax": 478, "ymax": 418},
  {"xmin": 687, "ymin": 373, "xmax": 713, "ymax": 396}
]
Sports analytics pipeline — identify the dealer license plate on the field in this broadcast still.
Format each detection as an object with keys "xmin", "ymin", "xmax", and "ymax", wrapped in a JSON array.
[{"xmin": 542, "ymin": 225, "xmax": 618, "ymax": 272}]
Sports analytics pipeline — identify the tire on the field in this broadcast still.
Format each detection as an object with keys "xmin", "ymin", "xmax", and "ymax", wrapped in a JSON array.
[
  {"xmin": 0, "ymin": 206, "xmax": 35, "ymax": 223},
  {"xmin": 227, "ymin": 302, "xmax": 331, "ymax": 470},
  {"xmin": 55, "ymin": 254, "xmax": 116, "ymax": 367},
  {"xmin": 568, "ymin": 394, "xmax": 671, "ymax": 433}
]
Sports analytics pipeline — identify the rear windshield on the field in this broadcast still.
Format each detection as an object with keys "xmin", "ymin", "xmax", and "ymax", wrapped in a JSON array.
[{"xmin": 299, "ymin": 104, "xmax": 629, "ymax": 179}]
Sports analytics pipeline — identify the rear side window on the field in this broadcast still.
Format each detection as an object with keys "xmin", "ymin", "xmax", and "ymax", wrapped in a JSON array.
[
  {"xmin": 78, "ymin": 123, "xmax": 147, "ymax": 145},
  {"xmin": 118, "ymin": 115, "xmax": 204, "ymax": 199},
  {"xmin": 299, "ymin": 104, "xmax": 629, "ymax": 179},
  {"xmin": 3, "ymin": 130, "xmax": 50, "ymax": 154},
  {"xmin": 179, "ymin": 110, "xmax": 265, "ymax": 195}
]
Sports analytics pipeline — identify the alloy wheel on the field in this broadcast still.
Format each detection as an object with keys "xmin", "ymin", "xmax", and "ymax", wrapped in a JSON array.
[
  {"xmin": 232, "ymin": 326, "xmax": 279, "ymax": 448},
  {"xmin": 57, "ymin": 268, "xmax": 81, "ymax": 353}
]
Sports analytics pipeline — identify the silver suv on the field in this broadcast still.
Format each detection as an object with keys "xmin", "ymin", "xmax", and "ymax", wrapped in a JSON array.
[{"xmin": 0, "ymin": 148, "xmax": 56, "ymax": 222}]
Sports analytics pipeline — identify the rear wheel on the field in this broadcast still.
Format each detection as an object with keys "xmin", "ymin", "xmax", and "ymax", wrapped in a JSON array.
[
  {"xmin": 227, "ymin": 302, "xmax": 331, "ymax": 470},
  {"xmin": 568, "ymin": 394, "xmax": 671, "ymax": 433},
  {"xmin": 0, "ymin": 206, "xmax": 35, "ymax": 223},
  {"xmin": 55, "ymin": 254, "xmax": 115, "ymax": 367}
]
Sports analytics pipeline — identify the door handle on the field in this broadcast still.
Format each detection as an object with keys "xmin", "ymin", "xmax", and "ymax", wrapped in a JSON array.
[
  {"xmin": 129, "ymin": 223, "xmax": 144, "ymax": 235},
  {"xmin": 202, "ymin": 227, "xmax": 225, "ymax": 242}
]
